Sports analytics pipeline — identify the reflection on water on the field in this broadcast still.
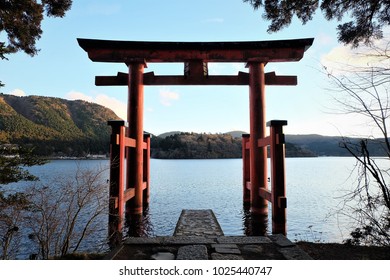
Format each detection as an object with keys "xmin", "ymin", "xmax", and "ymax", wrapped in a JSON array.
[
  {"xmin": 6, "ymin": 157, "xmax": 377, "ymax": 256},
  {"xmin": 119, "ymin": 157, "xmax": 370, "ymax": 242},
  {"xmin": 241, "ymin": 204, "xmax": 269, "ymax": 236},
  {"xmin": 124, "ymin": 207, "xmax": 154, "ymax": 237}
]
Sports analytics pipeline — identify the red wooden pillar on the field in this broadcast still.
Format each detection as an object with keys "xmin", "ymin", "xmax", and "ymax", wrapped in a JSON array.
[
  {"xmin": 143, "ymin": 133, "xmax": 151, "ymax": 206},
  {"xmin": 126, "ymin": 62, "xmax": 145, "ymax": 215},
  {"xmin": 107, "ymin": 120, "xmax": 126, "ymax": 246},
  {"xmin": 248, "ymin": 62, "xmax": 268, "ymax": 219},
  {"xmin": 268, "ymin": 120, "xmax": 288, "ymax": 235},
  {"xmin": 242, "ymin": 134, "xmax": 251, "ymax": 205},
  {"xmin": 118, "ymin": 124, "xmax": 126, "ymax": 220}
]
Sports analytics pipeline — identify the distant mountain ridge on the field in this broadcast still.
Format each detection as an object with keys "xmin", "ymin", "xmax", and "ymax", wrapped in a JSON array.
[
  {"xmin": 151, "ymin": 131, "xmax": 317, "ymax": 158},
  {"xmin": 286, "ymin": 134, "xmax": 388, "ymax": 157},
  {"xmin": 1, "ymin": 94, "xmax": 386, "ymax": 158},
  {"xmin": 151, "ymin": 132, "xmax": 243, "ymax": 159},
  {"xmin": 154, "ymin": 132, "xmax": 388, "ymax": 158},
  {"xmin": 286, "ymin": 134, "xmax": 347, "ymax": 156},
  {"xmin": 0, "ymin": 94, "xmax": 119, "ymax": 156}
]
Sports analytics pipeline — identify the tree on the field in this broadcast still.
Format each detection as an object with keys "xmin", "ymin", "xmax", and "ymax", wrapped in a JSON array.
[
  {"xmin": 0, "ymin": 192, "xmax": 31, "ymax": 259},
  {"xmin": 324, "ymin": 41, "xmax": 390, "ymax": 246},
  {"xmin": 244, "ymin": 0, "xmax": 390, "ymax": 46},
  {"xmin": 0, "ymin": 144, "xmax": 46, "ymax": 259},
  {"xmin": 0, "ymin": 144, "xmax": 47, "ymax": 184},
  {"xmin": 0, "ymin": 0, "xmax": 72, "ymax": 58},
  {"xmin": 0, "ymin": 0, "xmax": 72, "ymax": 86},
  {"xmin": 1, "ymin": 164, "xmax": 108, "ymax": 259},
  {"xmin": 24, "ymin": 165, "xmax": 108, "ymax": 259}
]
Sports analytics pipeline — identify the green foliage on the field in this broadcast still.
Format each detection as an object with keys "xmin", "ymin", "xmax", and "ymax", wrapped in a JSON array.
[
  {"xmin": 287, "ymin": 135, "xmax": 389, "ymax": 157},
  {"xmin": 0, "ymin": 0, "xmax": 72, "ymax": 58},
  {"xmin": 0, "ymin": 41, "xmax": 4, "ymax": 87},
  {"xmin": 0, "ymin": 94, "xmax": 118, "ymax": 157},
  {"xmin": 151, "ymin": 132, "xmax": 318, "ymax": 159},
  {"xmin": 151, "ymin": 132, "xmax": 242, "ymax": 159},
  {"xmin": 244, "ymin": 0, "xmax": 389, "ymax": 46},
  {"xmin": 0, "ymin": 191, "xmax": 31, "ymax": 210},
  {"xmin": 0, "ymin": 1, "xmax": 71, "ymax": 87},
  {"xmin": 0, "ymin": 144, "xmax": 46, "ymax": 185},
  {"xmin": 285, "ymin": 142, "xmax": 316, "ymax": 157},
  {"xmin": 0, "ymin": 42, "xmax": 7, "ymax": 60}
]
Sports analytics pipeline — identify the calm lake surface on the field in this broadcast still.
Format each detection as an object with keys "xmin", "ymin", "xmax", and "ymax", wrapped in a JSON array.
[
  {"xmin": 4, "ymin": 157, "xmax": 377, "ymax": 250},
  {"xmin": 149, "ymin": 157, "xmax": 360, "ymax": 242}
]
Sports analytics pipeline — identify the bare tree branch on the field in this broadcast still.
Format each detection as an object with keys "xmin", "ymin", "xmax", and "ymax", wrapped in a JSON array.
[{"xmin": 325, "ymin": 41, "xmax": 390, "ymax": 245}]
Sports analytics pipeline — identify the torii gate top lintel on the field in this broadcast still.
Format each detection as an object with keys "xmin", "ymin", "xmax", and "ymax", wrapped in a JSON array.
[
  {"xmin": 77, "ymin": 38, "xmax": 314, "ymax": 63},
  {"xmin": 78, "ymin": 38, "xmax": 313, "ymax": 86}
]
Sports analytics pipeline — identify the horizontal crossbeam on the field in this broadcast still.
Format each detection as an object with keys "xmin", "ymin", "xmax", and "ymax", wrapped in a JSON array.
[
  {"xmin": 259, "ymin": 188, "xmax": 272, "ymax": 202},
  {"xmin": 78, "ymin": 38, "xmax": 314, "ymax": 63},
  {"xmin": 123, "ymin": 183, "xmax": 148, "ymax": 203},
  {"xmin": 95, "ymin": 71, "xmax": 297, "ymax": 86}
]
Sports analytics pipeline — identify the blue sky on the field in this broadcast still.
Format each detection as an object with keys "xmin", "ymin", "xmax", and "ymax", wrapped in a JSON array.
[{"xmin": 0, "ymin": 0, "xmax": 376, "ymax": 136}]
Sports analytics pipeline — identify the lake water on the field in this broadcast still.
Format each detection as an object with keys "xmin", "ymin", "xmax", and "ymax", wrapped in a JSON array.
[
  {"xmin": 148, "ymin": 157, "xmax": 359, "ymax": 242},
  {"xmin": 2, "ymin": 157, "xmax": 375, "ymax": 257}
]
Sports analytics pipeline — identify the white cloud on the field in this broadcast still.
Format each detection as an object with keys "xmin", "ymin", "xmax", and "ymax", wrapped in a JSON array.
[
  {"xmin": 159, "ymin": 88, "xmax": 179, "ymax": 106},
  {"xmin": 66, "ymin": 91, "xmax": 127, "ymax": 120},
  {"xmin": 7, "ymin": 89, "xmax": 27, "ymax": 97},
  {"xmin": 316, "ymin": 33, "xmax": 334, "ymax": 46},
  {"xmin": 67, "ymin": 91, "xmax": 93, "ymax": 102},
  {"xmin": 321, "ymin": 37, "xmax": 390, "ymax": 74},
  {"xmin": 95, "ymin": 94, "xmax": 127, "ymax": 120},
  {"xmin": 284, "ymin": 110, "xmax": 386, "ymax": 138}
]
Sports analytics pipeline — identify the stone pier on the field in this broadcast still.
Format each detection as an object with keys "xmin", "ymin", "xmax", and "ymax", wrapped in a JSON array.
[
  {"xmin": 106, "ymin": 209, "xmax": 312, "ymax": 260},
  {"xmin": 174, "ymin": 209, "xmax": 224, "ymax": 237}
]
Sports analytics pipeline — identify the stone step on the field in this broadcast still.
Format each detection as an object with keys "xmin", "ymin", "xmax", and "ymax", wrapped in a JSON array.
[{"xmin": 176, "ymin": 245, "xmax": 208, "ymax": 260}]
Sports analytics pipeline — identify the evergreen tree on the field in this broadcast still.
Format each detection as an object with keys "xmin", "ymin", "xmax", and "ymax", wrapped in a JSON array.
[
  {"xmin": 0, "ymin": 0, "xmax": 72, "ymax": 57},
  {"xmin": 244, "ymin": 0, "xmax": 390, "ymax": 46},
  {"xmin": 0, "ymin": 0, "xmax": 72, "ymax": 86},
  {"xmin": 0, "ymin": 145, "xmax": 46, "ymax": 185}
]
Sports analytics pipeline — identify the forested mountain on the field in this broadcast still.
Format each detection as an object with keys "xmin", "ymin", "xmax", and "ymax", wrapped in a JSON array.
[
  {"xmin": 286, "ymin": 134, "xmax": 388, "ymax": 157},
  {"xmin": 151, "ymin": 132, "xmax": 242, "ymax": 159},
  {"xmin": 151, "ymin": 132, "xmax": 317, "ymax": 159},
  {"xmin": 0, "ymin": 94, "xmax": 118, "ymax": 156},
  {"xmin": 1, "ymin": 94, "xmax": 386, "ymax": 158},
  {"xmin": 151, "ymin": 132, "xmax": 389, "ymax": 158}
]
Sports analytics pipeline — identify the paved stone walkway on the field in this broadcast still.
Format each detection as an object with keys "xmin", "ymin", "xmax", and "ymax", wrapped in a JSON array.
[
  {"xmin": 174, "ymin": 209, "xmax": 224, "ymax": 237},
  {"xmin": 107, "ymin": 209, "xmax": 312, "ymax": 260}
]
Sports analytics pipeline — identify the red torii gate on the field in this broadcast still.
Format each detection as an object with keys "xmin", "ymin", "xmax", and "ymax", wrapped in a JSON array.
[{"xmin": 78, "ymin": 38, "xmax": 313, "ymax": 241}]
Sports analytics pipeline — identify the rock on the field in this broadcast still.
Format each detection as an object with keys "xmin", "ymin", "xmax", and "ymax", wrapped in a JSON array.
[
  {"xmin": 212, "ymin": 244, "xmax": 241, "ymax": 254},
  {"xmin": 176, "ymin": 245, "xmax": 208, "ymax": 260}
]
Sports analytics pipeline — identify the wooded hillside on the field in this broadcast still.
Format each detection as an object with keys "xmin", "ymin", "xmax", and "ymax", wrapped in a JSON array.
[
  {"xmin": 0, "ymin": 94, "xmax": 118, "ymax": 156},
  {"xmin": 151, "ymin": 132, "xmax": 317, "ymax": 159},
  {"xmin": 2, "ymin": 94, "xmax": 385, "ymax": 159}
]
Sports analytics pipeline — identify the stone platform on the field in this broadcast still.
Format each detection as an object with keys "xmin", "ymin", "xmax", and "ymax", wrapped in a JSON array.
[
  {"xmin": 174, "ymin": 209, "xmax": 224, "ymax": 237},
  {"xmin": 106, "ymin": 209, "xmax": 312, "ymax": 260}
]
